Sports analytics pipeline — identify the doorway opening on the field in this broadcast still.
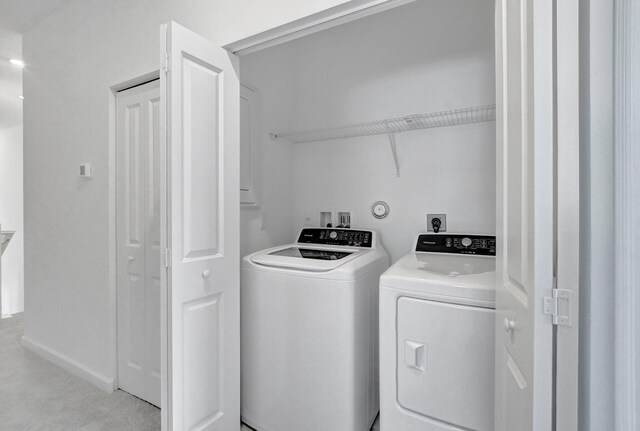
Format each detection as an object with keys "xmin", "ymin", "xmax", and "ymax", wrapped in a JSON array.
[
  {"xmin": 0, "ymin": 124, "xmax": 24, "ymax": 320},
  {"xmin": 235, "ymin": 1, "xmax": 496, "ymax": 430}
]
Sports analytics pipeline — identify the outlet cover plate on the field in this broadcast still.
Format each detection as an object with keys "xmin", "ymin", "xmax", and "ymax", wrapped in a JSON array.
[{"xmin": 427, "ymin": 214, "xmax": 447, "ymax": 232}]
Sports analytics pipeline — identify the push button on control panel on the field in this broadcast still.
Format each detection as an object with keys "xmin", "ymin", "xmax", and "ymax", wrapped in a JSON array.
[{"xmin": 461, "ymin": 237, "xmax": 473, "ymax": 247}]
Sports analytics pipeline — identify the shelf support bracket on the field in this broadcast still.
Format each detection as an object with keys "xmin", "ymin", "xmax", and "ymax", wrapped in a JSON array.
[{"xmin": 386, "ymin": 127, "xmax": 400, "ymax": 177}]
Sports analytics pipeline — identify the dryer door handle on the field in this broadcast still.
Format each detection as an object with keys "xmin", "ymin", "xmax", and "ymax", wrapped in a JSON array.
[{"xmin": 404, "ymin": 340, "xmax": 427, "ymax": 372}]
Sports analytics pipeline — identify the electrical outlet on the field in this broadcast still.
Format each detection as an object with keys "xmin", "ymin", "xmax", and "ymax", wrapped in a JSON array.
[
  {"xmin": 427, "ymin": 214, "xmax": 447, "ymax": 233},
  {"xmin": 320, "ymin": 211, "xmax": 333, "ymax": 228},
  {"xmin": 337, "ymin": 212, "xmax": 351, "ymax": 228}
]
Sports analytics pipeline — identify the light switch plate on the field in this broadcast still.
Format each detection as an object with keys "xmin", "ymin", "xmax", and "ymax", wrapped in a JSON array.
[{"xmin": 79, "ymin": 163, "xmax": 93, "ymax": 179}]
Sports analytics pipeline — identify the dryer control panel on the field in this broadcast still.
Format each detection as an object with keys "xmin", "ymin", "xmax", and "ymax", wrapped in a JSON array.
[
  {"xmin": 297, "ymin": 228, "xmax": 373, "ymax": 248},
  {"xmin": 415, "ymin": 234, "xmax": 496, "ymax": 256}
]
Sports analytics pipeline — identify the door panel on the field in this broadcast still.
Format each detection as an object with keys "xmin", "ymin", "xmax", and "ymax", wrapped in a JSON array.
[
  {"xmin": 161, "ymin": 22, "xmax": 240, "ymax": 431},
  {"xmin": 126, "ymin": 104, "xmax": 143, "ymax": 247},
  {"xmin": 495, "ymin": 0, "xmax": 554, "ymax": 430},
  {"xmin": 183, "ymin": 294, "xmax": 223, "ymax": 428},
  {"xmin": 146, "ymin": 93, "xmax": 162, "ymax": 407},
  {"xmin": 117, "ymin": 79, "xmax": 161, "ymax": 407},
  {"xmin": 181, "ymin": 58, "xmax": 221, "ymax": 259}
]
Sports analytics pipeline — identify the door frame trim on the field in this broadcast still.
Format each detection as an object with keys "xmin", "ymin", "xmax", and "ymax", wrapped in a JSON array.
[
  {"xmin": 614, "ymin": 0, "xmax": 640, "ymax": 428},
  {"xmin": 108, "ymin": 70, "xmax": 161, "ymax": 393},
  {"xmin": 554, "ymin": 0, "xmax": 580, "ymax": 429},
  {"xmin": 223, "ymin": 0, "xmax": 416, "ymax": 56}
]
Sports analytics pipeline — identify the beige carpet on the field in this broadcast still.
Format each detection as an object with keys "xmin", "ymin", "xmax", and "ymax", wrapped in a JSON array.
[
  {"xmin": 1, "ymin": 313, "xmax": 380, "ymax": 431},
  {"xmin": 0, "ymin": 313, "xmax": 160, "ymax": 431}
]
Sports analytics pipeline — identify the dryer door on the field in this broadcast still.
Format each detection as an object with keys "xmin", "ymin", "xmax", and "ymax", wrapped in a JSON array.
[{"xmin": 396, "ymin": 297, "xmax": 495, "ymax": 431}]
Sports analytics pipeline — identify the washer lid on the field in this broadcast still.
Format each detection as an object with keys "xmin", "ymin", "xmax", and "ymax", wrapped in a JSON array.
[
  {"xmin": 269, "ymin": 247, "xmax": 354, "ymax": 261},
  {"xmin": 380, "ymin": 252, "xmax": 496, "ymax": 305},
  {"xmin": 250, "ymin": 245, "xmax": 368, "ymax": 272}
]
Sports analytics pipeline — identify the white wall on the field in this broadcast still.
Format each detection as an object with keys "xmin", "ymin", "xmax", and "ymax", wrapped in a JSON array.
[
  {"xmin": 240, "ymin": 46, "xmax": 297, "ymax": 258},
  {"xmin": 578, "ymin": 0, "xmax": 615, "ymax": 428},
  {"xmin": 0, "ymin": 124, "xmax": 24, "ymax": 315},
  {"xmin": 242, "ymin": 0, "xmax": 495, "ymax": 262},
  {"xmin": 23, "ymin": 0, "xmax": 167, "ymax": 389},
  {"xmin": 168, "ymin": 0, "xmax": 353, "ymax": 47},
  {"xmin": 22, "ymin": 0, "xmax": 353, "ymax": 388}
]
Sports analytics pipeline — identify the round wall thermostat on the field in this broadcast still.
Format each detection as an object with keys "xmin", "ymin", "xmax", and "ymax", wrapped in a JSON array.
[{"xmin": 371, "ymin": 201, "xmax": 390, "ymax": 219}]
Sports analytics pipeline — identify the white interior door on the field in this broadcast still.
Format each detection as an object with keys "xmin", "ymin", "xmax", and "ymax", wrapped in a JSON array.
[
  {"xmin": 160, "ymin": 22, "xmax": 240, "ymax": 431},
  {"xmin": 116, "ymin": 79, "xmax": 161, "ymax": 407},
  {"xmin": 494, "ymin": 0, "xmax": 555, "ymax": 430}
]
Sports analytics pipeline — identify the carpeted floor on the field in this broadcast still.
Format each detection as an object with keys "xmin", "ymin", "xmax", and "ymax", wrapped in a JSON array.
[
  {"xmin": 0, "ymin": 313, "xmax": 160, "ymax": 431},
  {"xmin": 0, "ymin": 313, "xmax": 380, "ymax": 431}
]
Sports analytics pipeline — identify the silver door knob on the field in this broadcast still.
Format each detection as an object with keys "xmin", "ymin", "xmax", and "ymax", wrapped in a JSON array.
[
  {"xmin": 128, "ymin": 256, "xmax": 134, "ymax": 261},
  {"xmin": 503, "ymin": 318, "xmax": 515, "ymax": 332},
  {"xmin": 202, "ymin": 269, "xmax": 211, "ymax": 279}
]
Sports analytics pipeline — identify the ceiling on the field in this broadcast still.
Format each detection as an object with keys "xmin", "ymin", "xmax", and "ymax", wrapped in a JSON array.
[{"xmin": 0, "ymin": 0, "xmax": 72, "ymax": 130}]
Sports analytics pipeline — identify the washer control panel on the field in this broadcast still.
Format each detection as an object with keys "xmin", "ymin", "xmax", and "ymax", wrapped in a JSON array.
[
  {"xmin": 415, "ymin": 234, "xmax": 496, "ymax": 256},
  {"xmin": 297, "ymin": 228, "xmax": 373, "ymax": 248}
]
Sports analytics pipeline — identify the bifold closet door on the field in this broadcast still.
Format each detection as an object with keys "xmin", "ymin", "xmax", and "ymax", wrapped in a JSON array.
[
  {"xmin": 494, "ymin": 0, "xmax": 557, "ymax": 430},
  {"xmin": 160, "ymin": 21, "xmax": 241, "ymax": 430},
  {"xmin": 116, "ymin": 79, "xmax": 161, "ymax": 407}
]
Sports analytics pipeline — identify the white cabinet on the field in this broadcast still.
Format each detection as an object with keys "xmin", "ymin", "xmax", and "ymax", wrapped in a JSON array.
[{"xmin": 240, "ymin": 84, "xmax": 261, "ymax": 206}]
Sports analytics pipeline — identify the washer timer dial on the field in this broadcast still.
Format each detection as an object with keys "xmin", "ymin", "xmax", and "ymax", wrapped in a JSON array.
[{"xmin": 461, "ymin": 237, "xmax": 473, "ymax": 247}]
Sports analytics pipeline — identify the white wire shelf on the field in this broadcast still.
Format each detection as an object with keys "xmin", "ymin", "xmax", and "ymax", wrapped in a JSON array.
[{"xmin": 269, "ymin": 104, "xmax": 496, "ymax": 144}]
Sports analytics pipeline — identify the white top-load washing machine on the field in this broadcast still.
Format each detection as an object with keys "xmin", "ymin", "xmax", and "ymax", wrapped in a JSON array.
[
  {"xmin": 380, "ymin": 233, "xmax": 496, "ymax": 431},
  {"xmin": 242, "ymin": 228, "xmax": 389, "ymax": 431}
]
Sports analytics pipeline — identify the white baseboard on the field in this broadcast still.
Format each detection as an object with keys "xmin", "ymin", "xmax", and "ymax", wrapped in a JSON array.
[{"xmin": 21, "ymin": 335, "xmax": 115, "ymax": 393}]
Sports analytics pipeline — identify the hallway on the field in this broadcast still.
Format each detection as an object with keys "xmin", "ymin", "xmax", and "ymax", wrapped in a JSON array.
[{"xmin": 0, "ymin": 314, "xmax": 160, "ymax": 430}]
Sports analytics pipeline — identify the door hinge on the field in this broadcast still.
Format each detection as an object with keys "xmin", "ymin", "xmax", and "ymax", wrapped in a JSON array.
[
  {"xmin": 163, "ymin": 51, "xmax": 170, "ymax": 72},
  {"xmin": 544, "ymin": 282, "xmax": 572, "ymax": 326},
  {"xmin": 164, "ymin": 248, "xmax": 171, "ymax": 268}
]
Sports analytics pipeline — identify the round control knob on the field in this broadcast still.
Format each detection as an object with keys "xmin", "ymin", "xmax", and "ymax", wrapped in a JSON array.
[
  {"xmin": 329, "ymin": 231, "xmax": 338, "ymax": 239},
  {"xmin": 461, "ymin": 237, "xmax": 473, "ymax": 247}
]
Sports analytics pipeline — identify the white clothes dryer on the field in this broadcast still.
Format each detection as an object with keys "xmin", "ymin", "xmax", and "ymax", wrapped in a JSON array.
[
  {"xmin": 242, "ymin": 228, "xmax": 389, "ymax": 431},
  {"xmin": 379, "ymin": 234, "xmax": 496, "ymax": 431}
]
